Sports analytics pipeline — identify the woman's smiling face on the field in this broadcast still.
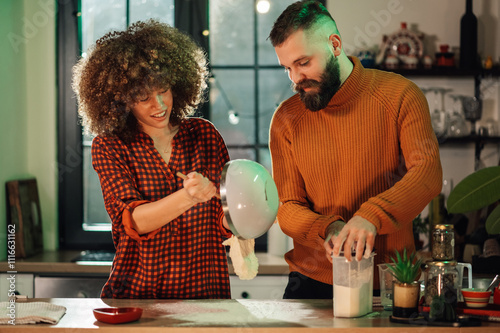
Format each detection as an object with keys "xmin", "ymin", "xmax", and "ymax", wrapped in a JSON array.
[{"xmin": 131, "ymin": 88, "xmax": 174, "ymax": 133}]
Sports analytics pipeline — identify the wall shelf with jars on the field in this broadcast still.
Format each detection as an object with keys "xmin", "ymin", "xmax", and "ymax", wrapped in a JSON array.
[{"xmin": 382, "ymin": 67, "xmax": 500, "ymax": 78}]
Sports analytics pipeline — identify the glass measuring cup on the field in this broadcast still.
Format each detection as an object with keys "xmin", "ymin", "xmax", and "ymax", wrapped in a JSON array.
[
  {"xmin": 378, "ymin": 263, "xmax": 397, "ymax": 310},
  {"xmin": 332, "ymin": 252, "xmax": 375, "ymax": 317}
]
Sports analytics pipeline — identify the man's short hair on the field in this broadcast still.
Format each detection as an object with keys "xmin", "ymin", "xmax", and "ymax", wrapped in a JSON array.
[{"xmin": 268, "ymin": 0, "xmax": 335, "ymax": 47}]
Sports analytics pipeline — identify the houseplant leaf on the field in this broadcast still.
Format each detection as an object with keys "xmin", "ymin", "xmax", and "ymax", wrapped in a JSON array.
[
  {"xmin": 387, "ymin": 249, "xmax": 422, "ymax": 284},
  {"xmin": 485, "ymin": 204, "xmax": 500, "ymax": 234},
  {"xmin": 446, "ymin": 166, "xmax": 500, "ymax": 214}
]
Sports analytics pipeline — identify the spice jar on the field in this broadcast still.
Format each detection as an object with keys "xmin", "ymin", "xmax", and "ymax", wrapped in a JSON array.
[
  {"xmin": 435, "ymin": 44, "xmax": 455, "ymax": 67},
  {"xmin": 432, "ymin": 224, "xmax": 455, "ymax": 260},
  {"xmin": 424, "ymin": 261, "xmax": 459, "ymax": 307}
]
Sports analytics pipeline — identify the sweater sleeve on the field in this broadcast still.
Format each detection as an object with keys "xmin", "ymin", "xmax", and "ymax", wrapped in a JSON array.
[
  {"xmin": 213, "ymin": 125, "xmax": 233, "ymax": 239},
  {"xmin": 269, "ymin": 104, "xmax": 342, "ymax": 248},
  {"xmin": 354, "ymin": 81, "xmax": 443, "ymax": 234},
  {"xmin": 91, "ymin": 136, "xmax": 162, "ymax": 240}
]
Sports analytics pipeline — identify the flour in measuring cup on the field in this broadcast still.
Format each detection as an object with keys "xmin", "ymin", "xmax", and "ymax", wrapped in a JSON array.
[{"xmin": 333, "ymin": 281, "xmax": 372, "ymax": 317}]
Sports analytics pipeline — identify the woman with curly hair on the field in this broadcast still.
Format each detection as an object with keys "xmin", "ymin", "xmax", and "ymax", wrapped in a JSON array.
[{"xmin": 73, "ymin": 20, "xmax": 232, "ymax": 299}]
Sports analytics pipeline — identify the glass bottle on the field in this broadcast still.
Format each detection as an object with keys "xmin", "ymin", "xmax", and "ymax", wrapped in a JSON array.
[
  {"xmin": 460, "ymin": 0, "xmax": 478, "ymax": 69},
  {"xmin": 447, "ymin": 95, "xmax": 468, "ymax": 137}
]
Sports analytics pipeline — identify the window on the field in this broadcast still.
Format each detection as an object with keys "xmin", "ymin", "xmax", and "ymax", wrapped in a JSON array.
[
  {"xmin": 58, "ymin": 0, "xmax": 306, "ymax": 252},
  {"xmin": 209, "ymin": 0, "xmax": 295, "ymax": 166},
  {"xmin": 80, "ymin": 0, "xmax": 175, "ymax": 232}
]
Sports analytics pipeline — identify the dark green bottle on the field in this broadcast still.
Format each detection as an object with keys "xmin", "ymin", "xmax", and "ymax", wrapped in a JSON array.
[{"xmin": 459, "ymin": 0, "xmax": 478, "ymax": 69}]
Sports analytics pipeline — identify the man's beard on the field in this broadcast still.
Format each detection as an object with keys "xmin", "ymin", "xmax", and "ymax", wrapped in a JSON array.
[{"xmin": 293, "ymin": 54, "xmax": 341, "ymax": 111}]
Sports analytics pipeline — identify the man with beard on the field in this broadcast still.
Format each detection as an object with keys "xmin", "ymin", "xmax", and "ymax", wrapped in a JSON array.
[{"xmin": 268, "ymin": 0, "xmax": 442, "ymax": 299}]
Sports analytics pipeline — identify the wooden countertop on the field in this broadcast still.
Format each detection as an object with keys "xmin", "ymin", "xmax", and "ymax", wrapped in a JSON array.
[
  {"xmin": 0, "ymin": 251, "xmax": 289, "ymax": 276},
  {"xmin": 1, "ymin": 298, "xmax": 499, "ymax": 332}
]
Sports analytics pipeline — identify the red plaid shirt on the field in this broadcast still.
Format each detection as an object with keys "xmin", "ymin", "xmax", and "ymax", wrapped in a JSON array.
[{"xmin": 92, "ymin": 118, "xmax": 232, "ymax": 299}]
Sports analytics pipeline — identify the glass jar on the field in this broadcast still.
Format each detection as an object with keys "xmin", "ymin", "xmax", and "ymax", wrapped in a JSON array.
[
  {"xmin": 424, "ymin": 261, "xmax": 459, "ymax": 307},
  {"xmin": 432, "ymin": 224, "xmax": 455, "ymax": 260}
]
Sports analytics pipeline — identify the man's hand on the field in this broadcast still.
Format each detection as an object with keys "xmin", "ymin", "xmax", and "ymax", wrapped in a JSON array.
[
  {"xmin": 323, "ymin": 220, "xmax": 346, "ymax": 263},
  {"xmin": 331, "ymin": 216, "xmax": 376, "ymax": 262}
]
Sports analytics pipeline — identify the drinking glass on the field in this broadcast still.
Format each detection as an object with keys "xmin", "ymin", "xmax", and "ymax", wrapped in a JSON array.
[
  {"xmin": 447, "ymin": 94, "xmax": 468, "ymax": 137},
  {"xmin": 485, "ymin": 118, "xmax": 498, "ymax": 136},
  {"xmin": 461, "ymin": 96, "xmax": 482, "ymax": 135},
  {"xmin": 378, "ymin": 263, "xmax": 396, "ymax": 310},
  {"xmin": 429, "ymin": 88, "xmax": 451, "ymax": 140}
]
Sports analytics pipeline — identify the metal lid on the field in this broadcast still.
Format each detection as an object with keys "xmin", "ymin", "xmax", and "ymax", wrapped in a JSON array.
[
  {"xmin": 434, "ymin": 224, "xmax": 454, "ymax": 230},
  {"xmin": 220, "ymin": 159, "xmax": 279, "ymax": 240},
  {"xmin": 427, "ymin": 260, "xmax": 457, "ymax": 267}
]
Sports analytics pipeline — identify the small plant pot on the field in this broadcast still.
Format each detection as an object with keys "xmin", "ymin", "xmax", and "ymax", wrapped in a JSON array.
[{"xmin": 392, "ymin": 281, "xmax": 420, "ymax": 318}]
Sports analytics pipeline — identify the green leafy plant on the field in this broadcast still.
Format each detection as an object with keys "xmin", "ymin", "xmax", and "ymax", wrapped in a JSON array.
[
  {"xmin": 446, "ymin": 166, "xmax": 500, "ymax": 234},
  {"xmin": 412, "ymin": 214, "xmax": 429, "ymax": 235},
  {"xmin": 387, "ymin": 249, "xmax": 423, "ymax": 284}
]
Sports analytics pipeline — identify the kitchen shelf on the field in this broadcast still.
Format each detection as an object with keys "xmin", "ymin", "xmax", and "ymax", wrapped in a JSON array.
[
  {"xmin": 438, "ymin": 136, "xmax": 500, "ymax": 169},
  {"xmin": 376, "ymin": 66, "xmax": 500, "ymax": 168},
  {"xmin": 438, "ymin": 135, "xmax": 500, "ymax": 144},
  {"xmin": 377, "ymin": 66, "xmax": 500, "ymax": 78}
]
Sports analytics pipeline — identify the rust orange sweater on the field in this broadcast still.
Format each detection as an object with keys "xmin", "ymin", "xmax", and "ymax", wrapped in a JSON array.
[{"xmin": 269, "ymin": 57, "xmax": 442, "ymax": 287}]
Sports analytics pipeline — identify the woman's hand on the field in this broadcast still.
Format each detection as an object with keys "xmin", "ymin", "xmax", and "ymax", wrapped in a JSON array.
[
  {"xmin": 183, "ymin": 172, "xmax": 217, "ymax": 204},
  {"xmin": 131, "ymin": 171, "xmax": 218, "ymax": 235}
]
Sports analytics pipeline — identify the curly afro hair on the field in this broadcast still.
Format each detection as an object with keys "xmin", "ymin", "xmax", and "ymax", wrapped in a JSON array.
[{"xmin": 72, "ymin": 19, "xmax": 209, "ymax": 141}]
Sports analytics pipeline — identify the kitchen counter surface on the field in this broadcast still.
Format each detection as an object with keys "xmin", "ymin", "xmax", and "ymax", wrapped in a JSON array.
[
  {"xmin": 1, "ymin": 298, "xmax": 499, "ymax": 332},
  {"xmin": 0, "ymin": 251, "xmax": 289, "ymax": 276}
]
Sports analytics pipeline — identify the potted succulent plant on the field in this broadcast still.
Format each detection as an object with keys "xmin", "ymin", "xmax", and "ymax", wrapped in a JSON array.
[{"xmin": 387, "ymin": 249, "xmax": 423, "ymax": 319}]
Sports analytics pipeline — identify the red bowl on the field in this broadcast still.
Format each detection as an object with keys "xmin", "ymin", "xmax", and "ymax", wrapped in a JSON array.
[
  {"xmin": 93, "ymin": 307, "xmax": 143, "ymax": 324},
  {"xmin": 461, "ymin": 288, "xmax": 491, "ymax": 299},
  {"xmin": 461, "ymin": 288, "xmax": 491, "ymax": 308}
]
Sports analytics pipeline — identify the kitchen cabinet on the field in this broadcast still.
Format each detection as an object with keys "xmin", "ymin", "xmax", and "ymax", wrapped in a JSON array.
[
  {"xmin": 34, "ymin": 275, "xmax": 108, "ymax": 298},
  {"xmin": 0, "ymin": 273, "xmax": 34, "ymax": 301},
  {"xmin": 0, "ymin": 273, "xmax": 108, "ymax": 300},
  {"xmin": 25, "ymin": 275, "xmax": 289, "ymax": 299},
  {"xmin": 0, "ymin": 251, "xmax": 289, "ymax": 300},
  {"xmin": 0, "ymin": 274, "xmax": 288, "ymax": 300},
  {"xmin": 230, "ymin": 275, "xmax": 288, "ymax": 299}
]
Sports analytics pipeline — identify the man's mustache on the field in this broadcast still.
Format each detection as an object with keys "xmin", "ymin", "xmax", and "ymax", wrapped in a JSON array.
[{"xmin": 293, "ymin": 79, "xmax": 321, "ymax": 92}]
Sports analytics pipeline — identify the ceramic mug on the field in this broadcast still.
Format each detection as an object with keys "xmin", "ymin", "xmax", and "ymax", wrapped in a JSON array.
[
  {"xmin": 494, "ymin": 287, "xmax": 500, "ymax": 305},
  {"xmin": 483, "ymin": 239, "xmax": 500, "ymax": 257},
  {"xmin": 456, "ymin": 262, "xmax": 472, "ymax": 302}
]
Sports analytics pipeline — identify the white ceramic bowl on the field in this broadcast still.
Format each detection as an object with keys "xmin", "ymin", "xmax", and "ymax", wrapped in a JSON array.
[{"xmin": 221, "ymin": 159, "xmax": 279, "ymax": 239}]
